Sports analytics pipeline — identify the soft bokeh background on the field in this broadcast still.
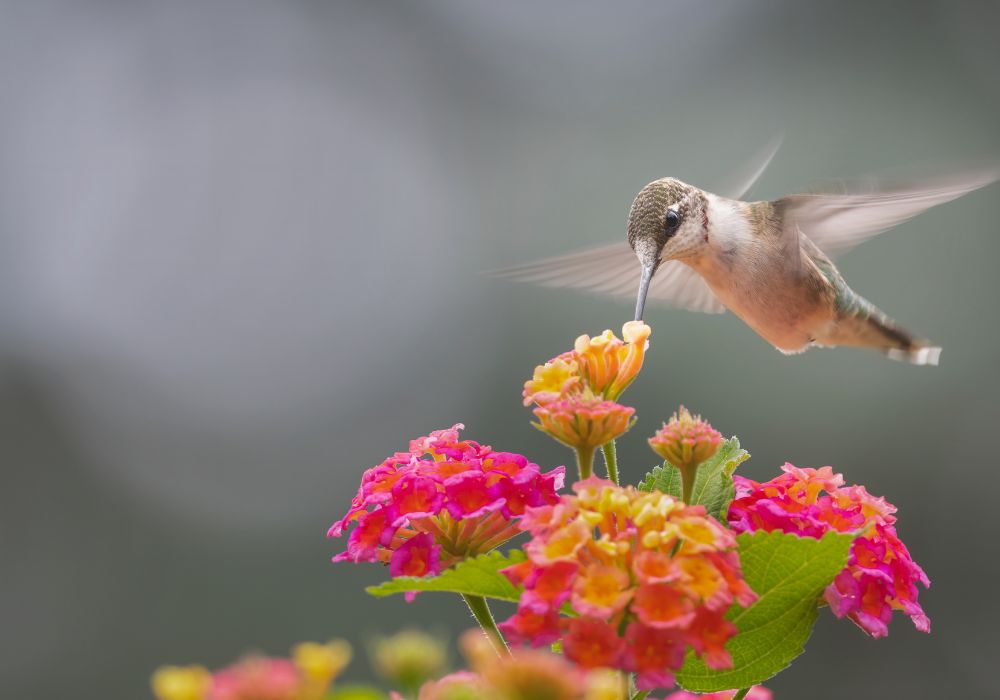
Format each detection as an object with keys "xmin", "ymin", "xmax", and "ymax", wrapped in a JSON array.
[{"xmin": 2, "ymin": 1, "xmax": 998, "ymax": 698}]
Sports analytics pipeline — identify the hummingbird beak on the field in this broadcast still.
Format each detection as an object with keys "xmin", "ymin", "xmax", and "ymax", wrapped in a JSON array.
[{"xmin": 634, "ymin": 262, "xmax": 656, "ymax": 321}]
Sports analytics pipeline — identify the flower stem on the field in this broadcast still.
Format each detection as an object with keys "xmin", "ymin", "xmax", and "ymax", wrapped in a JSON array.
[
  {"xmin": 575, "ymin": 446, "xmax": 595, "ymax": 480},
  {"xmin": 731, "ymin": 688, "xmax": 751, "ymax": 700},
  {"xmin": 629, "ymin": 692, "xmax": 649, "ymax": 700},
  {"xmin": 462, "ymin": 593, "xmax": 509, "ymax": 657},
  {"xmin": 681, "ymin": 464, "xmax": 697, "ymax": 505},
  {"xmin": 601, "ymin": 440, "xmax": 619, "ymax": 485}
]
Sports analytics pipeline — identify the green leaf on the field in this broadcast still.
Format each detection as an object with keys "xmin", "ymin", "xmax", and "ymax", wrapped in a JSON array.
[
  {"xmin": 365, "ymin": 550, "xmax": 525, "ymax": 602},
  {"xmin": 638, "ymin": 437, "xmax": 749, "ymax": 520},
  {"xmin": 638, "ymin": 460, "xmax": 682, "ymax": 497},
  {"xmin": 675, "ymin": 530, "xmax": 855, "ymax": 692}
]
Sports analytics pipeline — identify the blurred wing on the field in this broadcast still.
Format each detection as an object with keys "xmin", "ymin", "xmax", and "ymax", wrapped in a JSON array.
[
  {"xmin": 489, "ymin": 242, "xmax": 726, "ymax": 314},
  {"xmin": 716, "ymin": 134, "xmax": 783, "ymax": 200},
  {"xmin": 778, "ymin": 168, "xmax": 998, "ymax": 257}
]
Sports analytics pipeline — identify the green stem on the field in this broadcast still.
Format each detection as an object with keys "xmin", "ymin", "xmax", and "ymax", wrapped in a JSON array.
[
  {"xmin": 601, "ymin": 440, "xmax": 619, "ymax": 485},
  {"xmin": 731, "ymin": 688, "xmax": 752, "ymax": 700},
  {"xmin": 629, "ymin": 692, "xmax": 650, "ymax": 700},
  {"xmin": 462, "ymin": 593, "xmax": 509, "ymax": 657},
  {"xmin": 575, "ymin": 446, "xmax": 595, "ymax": 480},
  {"xmin": 680, "ymin": 464, "xmax": 697, "ymax": 505}
]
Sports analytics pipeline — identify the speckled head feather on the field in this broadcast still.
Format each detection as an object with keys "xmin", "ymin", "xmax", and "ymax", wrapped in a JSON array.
[{"xmin": 626, "ymin": 178, "xmax": 707, "ymax": 262}]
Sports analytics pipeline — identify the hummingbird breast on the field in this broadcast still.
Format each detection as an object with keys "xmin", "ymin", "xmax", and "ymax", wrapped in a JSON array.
[{"xmin": 686, "ymin": 209, "xmax": 835, "ymax": 353}]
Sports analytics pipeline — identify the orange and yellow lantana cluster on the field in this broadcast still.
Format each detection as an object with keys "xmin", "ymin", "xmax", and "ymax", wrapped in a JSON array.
[
  {"xmin": 499, "ymin": 478, "xmax": 756, "ymax": 691},
  {"xmin": 523, "ymin": 322, "xmax": 651, "ymax": 468}
]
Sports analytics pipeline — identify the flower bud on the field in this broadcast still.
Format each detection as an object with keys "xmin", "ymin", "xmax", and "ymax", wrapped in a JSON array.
[
  {"xmin": 648, "ymin": 406, "xmax": 723, "ymax": 471},
  {"xmin": 292, "ymin": 639, "xmax": 352, "ymax": 686},
  {"xmin": 372, "ymin": 629, "xmax": 448, "ymax": 693},
  {"xmin": 150, "ymin": 666, "xmax": 211, "ymax": 700}
]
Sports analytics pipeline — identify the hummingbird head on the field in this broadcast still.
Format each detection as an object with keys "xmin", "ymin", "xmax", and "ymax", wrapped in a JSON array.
[{"xmin": 627, "ymin": 177, "xmax": 708, "ymax": 320}]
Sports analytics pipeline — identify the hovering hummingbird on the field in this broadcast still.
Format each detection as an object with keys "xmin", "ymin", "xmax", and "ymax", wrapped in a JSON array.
[{"xmin": 496, "ymin": 145, "xmax": 996, "ymax": 365}]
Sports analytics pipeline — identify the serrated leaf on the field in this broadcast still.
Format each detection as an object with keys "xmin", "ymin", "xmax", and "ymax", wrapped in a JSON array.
[
  {"xmin": 639, "ymin": 461, "xmax": 682, "ymax": 497},
  {"xmin": 365, "ymin": 550, "xmax": 525, "ymax": 602},
  {"xmin": 676, "ymin": 530, "xmax": 855, "ymax": 692},
  {"xmin": 638, "ymin": 437, "xmax": 749, "ymax": 521}
]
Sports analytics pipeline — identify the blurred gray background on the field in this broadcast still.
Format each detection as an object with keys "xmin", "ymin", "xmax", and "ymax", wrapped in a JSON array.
[{"xmin": 2, "ymin": 1, "xmax": 998, "ymax": 698}]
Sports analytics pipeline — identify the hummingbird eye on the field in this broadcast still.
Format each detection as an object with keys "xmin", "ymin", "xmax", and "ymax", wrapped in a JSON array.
[{"xmin": 665, "ymin": 209, "xmax": 681, "ymax": 234}]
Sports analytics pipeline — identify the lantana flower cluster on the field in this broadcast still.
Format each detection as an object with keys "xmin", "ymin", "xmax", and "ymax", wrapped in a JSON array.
[
  {"xmin": 328, "ymin": 424, "xmax": 565, "ymax": 589},
  {"xmin": 523, "ymin": 322, "xmax": 650, "ymax": 464},
  {"xmin": 728, "ymin": 464, "xmax": 930, "ymax": 638},
  {"xmin": 665, "ymin": 688, "xmax": 771, "ymax": 700},
  {"xmin": 499, "ymin": 478, "xmax": 757, "ymax": 691},
  {"xmin": 309, "ymin": 320, "xmax": 932, "ymax": 698},
  {"xmin": 408, "ymin": 628, "xmax": 628, "ymax": 700},
  {"xmin": 152, "ymin": 641, "xmax": 352, "ymax": 700},
  {"xmin": 412, "ymin": 649, "xmax": 583, "ymax": 700}
]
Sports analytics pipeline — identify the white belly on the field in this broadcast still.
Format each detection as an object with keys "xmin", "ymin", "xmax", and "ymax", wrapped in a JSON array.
[
  {"xmin": 688, "ymin": 258, "xmax": 829, "ymax": 353},
  {"xmin": 688, "ymin": 195, "xmax": 834, "ymax": 353}
]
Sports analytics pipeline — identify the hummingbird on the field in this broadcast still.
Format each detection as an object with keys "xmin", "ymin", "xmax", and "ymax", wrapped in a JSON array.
[{"xmin": 496, "ymin": 148, "xmax": 996, "ymax": 365}]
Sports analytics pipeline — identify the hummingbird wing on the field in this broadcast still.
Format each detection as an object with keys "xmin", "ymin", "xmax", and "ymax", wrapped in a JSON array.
[
  {"xmin": 490, "ymin": 242, "xmax": 726, "ymax": 314},
  {"xmin": 489, "ymin": 136, "xmax": 780, "ymax": 313},
  {"xmin": 778, "ymin": 168, "xmax": 998, "ymax": 257},
  {"xmin": 715, "ymin": 134, "xmax": 783, "ymax": 200}
]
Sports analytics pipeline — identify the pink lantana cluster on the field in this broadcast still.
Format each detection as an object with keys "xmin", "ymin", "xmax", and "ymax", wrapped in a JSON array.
[
  {"xmin": 210, "ymin": 658, "xmax": 305, "ymax": 700},
  {"xmin": 499, "ymin": 478, "xmax": 757, "ymax": 691},
  {"xmin": 523, "ymin": 322, "xmax": 651, "ymax": 453},
  {"xmin": 728, "ymin": 464, "xmax": 930, "ymax": 638},
  {"xmin": 404, "ymin": 629, "xmax": 619, "ymax": 700},
  {"xmin": 665, "ymin": 687, "xmax": 771, "ymax": 700},
  {"xmin": 328, "ymin": 424, "xmax": 565, "ymax": 590}
]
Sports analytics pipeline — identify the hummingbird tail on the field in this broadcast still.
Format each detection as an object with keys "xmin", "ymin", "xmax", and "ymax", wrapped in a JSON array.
[
  {"xmin": 863, "ymin": 312, "xmax": 941, "ymax": 366},
  {"xmin": 826, "ymin": 293, "xmax": 941, "ymax": 365},
  {"xmin": 885, "ymin": 345, "xmax": 942, "ymax": 366}
]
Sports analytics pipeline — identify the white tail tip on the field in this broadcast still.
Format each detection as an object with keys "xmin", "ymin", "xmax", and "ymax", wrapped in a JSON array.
[{"xmin": 886, "ymin": 346, "xmax": 941, "ymax": 366}]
